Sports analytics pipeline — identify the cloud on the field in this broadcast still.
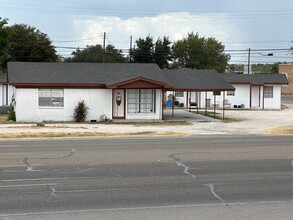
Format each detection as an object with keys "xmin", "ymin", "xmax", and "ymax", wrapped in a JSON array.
[{"xmin": 73, "ymin": 12, "xmax": 242, "ymax": 49}]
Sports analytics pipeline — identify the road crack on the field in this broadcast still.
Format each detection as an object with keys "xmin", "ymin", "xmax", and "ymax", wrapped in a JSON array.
[
  {"xmin": 168, "ymin": 153, "xmax": 196, "ymax": 179},
  {"xmin": 22, "ymin": 148, "xmax": 76, "ymax": 171},
  {"xmin": 205, "ymin": 184, "xmax": 231, "ymax": 209}
]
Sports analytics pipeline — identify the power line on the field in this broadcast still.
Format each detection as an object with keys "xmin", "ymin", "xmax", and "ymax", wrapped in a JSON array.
[{"xmin": 2, "ymin": 3, "xmax": 293, "ymax": 18}]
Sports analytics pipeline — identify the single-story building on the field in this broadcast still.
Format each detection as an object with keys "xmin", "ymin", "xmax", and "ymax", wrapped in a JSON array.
[
  {"xmin": 167, "ymin": 73, "xmax": 288, "ymax": 110},
  {"xmin": 8, "ymin": 62, "xmax": 234, "ymax": 122}
]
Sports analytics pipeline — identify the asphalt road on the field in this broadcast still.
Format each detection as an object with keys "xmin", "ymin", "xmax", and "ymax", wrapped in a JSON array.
[{"xmin": 0, "ymin": 135, "xmax": 292, "ymax": 219}]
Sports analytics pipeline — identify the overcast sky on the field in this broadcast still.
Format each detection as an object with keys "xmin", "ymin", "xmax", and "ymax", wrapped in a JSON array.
[{"xmin": 1, "ymin": 0, "xmax": 293, "ymax": 64}]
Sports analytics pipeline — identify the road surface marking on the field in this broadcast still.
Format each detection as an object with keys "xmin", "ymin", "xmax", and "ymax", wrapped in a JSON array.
[{"xmin": 0, "ymin": 183, "xmax": 57, "ymax": 188}]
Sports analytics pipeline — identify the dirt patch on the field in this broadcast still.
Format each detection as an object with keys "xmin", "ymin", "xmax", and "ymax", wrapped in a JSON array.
[
  {"xmin": 264, "ymin": 125, "xmax": 293, "ymax": 135},
  {"xmin": 0, "ymin": 114, "xmax": 7, "ymax": 122}
]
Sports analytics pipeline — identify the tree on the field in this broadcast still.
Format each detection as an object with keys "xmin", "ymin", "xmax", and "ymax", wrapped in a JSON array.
[
  {"xmin": 8, "ymin": 24, "xmax": 58, "ymax": 62},
  {"xmin": 271, "ymin": 63, "xmax": 279, "ymax": 74},
  {"xmin": 131, "ymin": 35, "xmax": 172, "ymax": 68},
  {"xmin": 131, "ymin": 35, "xmax": 154, "ymax": 63},
  {"xmin": 154, "ymin": 37, "xmax": 172, "ymax": 69},
  {"xmin": 171, "ymin": 32, "xmax": 230, "ymax": 72},
  {"xmin": 0, "ymin": 18, "xmax": 10, "ymax": 72},
  {"xmin": 65, "ymin": 44, "xmax": 125, "ymax": 63}
]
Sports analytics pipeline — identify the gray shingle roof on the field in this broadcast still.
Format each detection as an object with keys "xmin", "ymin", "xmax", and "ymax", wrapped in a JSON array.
[
  {"xmin": 8, "ymin": 62, "xmax": 172, "ymax": 86},
  {"xmin": 8, "ymin": 62, "xmax": 235, "ymax": 91},
  {"xmin": 163, "ymin": 69, "xmax": 235, "ymax": 91},
  {"xmin": 222, "ymin": 73, "xmax": 288, "ymax": 85}
]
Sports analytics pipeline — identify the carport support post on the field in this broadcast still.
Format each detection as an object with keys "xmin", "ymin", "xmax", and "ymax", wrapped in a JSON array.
[
  {"xmin": 196, "ymin": 92, "xmax": 199, "ymax": 114},
  {"xmin": 172, "ymin": 91, "xmax": 175, "ymax": 117},
  {"xmin": 213, "ymin": 93, "xmax": 216, "ymax": 118},
  {"xmin": 223, "ymin": 91, "xmax": 225, "ymax": 120},
  {"xmin": 205, "ymin": 91, "xmax": 207, "ymax": 116}
]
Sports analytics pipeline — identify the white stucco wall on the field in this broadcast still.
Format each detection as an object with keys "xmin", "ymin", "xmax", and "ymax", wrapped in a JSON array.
[
  {"xmin": 223, "ymin": 84, "xmax": 250, "ymax": 109},
  {"xmin": 263, "ymin": 84, "xmax": 282, "ymax": 109},
  {"xmin": 126, "ymin": 89, "xmax": 162, "ymax": 120},
  {"xmin": 166, "ymin": 83, "xmax": 282, "ymax": 110},
  {"xmin": 15, "ymin": 88, "xmax": 112, "ymax": 122}
]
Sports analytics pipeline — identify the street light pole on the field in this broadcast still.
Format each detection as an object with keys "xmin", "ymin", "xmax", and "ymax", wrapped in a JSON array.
[{"xmin": 248, "ymin": 48, "xmax": 251, "ymax": 74}]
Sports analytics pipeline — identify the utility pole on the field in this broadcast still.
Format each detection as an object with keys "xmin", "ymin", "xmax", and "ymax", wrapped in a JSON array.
[
  {"xmin": 129, "ymin": 36, "xmax": 132, "ymax": 62},
  {"xmin": 103, "ymin": 32, "xmax": 106, "ymax": 63},
  {"xmin": 247, "ymin": 48, "xmax": 251, "ymax": 74}
]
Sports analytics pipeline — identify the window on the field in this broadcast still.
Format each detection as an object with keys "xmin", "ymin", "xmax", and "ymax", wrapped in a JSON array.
[
  {"xmin": 127, "ymin": 89, "xmax": 156, "ymax": 113},
  {"xmin": 175, "ymin": 91, "xmax": 184, "ymax": 97},
  {"xmin": 39, "ymin": 89, "xmax": 64, "ymax": 107},
  {"xmin": 227, "ymin": 91, "xmax": 235, "ymax": 96},
  {"xmin": 264, "ymin": 86, "xmax": 273, "ymax": 98},
  {"xmin": 213, "ymin": 91, "xmax": 221, "ymax": 96}
]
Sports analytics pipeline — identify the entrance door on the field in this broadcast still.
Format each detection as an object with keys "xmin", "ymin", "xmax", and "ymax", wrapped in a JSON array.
[
  {"xmin": 112, "ymin": 89, "xmax": 125, "ymax": 119},
  {"xmin": 251, "ymin": 86, "xmax": 260, "ymax": 108}
]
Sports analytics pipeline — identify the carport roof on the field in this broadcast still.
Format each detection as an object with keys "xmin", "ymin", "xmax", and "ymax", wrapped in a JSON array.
[{"xmin": 163, "ymin": 69, "xmax": 235, "ymax": 91}]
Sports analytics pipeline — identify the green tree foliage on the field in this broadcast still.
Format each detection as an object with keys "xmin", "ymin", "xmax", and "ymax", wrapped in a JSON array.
[
  {"xmin": 131, "ymin": 35, "xmax": 171, "ymax": 68},
  {"xmin": 131, "ymin": 35, "xmax": 154, "ymax": 63},
  {"xmin": 0, "ymin": 18, "xmax": 10, "ymax": 72},
  {"xmin": 8, "ymin": 24, "xmax": 58, "ymax": 62},
  {"xmin": 65, "ymin": 44, "xmax": 125, "ymax": 63},
  {"xmin": 172, "ymin": 32, "xmax": 230, "ymax": 72},
  {"xmin": 154, "ymin": 37, "xmax": 172, "ymax": 69}
]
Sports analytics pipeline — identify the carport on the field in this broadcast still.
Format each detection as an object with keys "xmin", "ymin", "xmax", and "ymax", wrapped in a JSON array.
[{"xmin": 162, "ymin": 69, "xmax": 235, "ymax": 120}]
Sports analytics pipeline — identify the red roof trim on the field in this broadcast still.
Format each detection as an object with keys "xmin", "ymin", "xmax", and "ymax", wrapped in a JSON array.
[
  {"xmin": 229, "ymin": 82, "xmax": 288, "ymax": 85},
  {"xmin": 107, "ymin": 77, "xmax": 173, "ymax": 89},
  {"xmin": 10, "ymin": 83, "xmax": 106, "ymax": 88},
  {"xmin": 164, "ymin": 88, "xmax": 235, "ymax": 92}
]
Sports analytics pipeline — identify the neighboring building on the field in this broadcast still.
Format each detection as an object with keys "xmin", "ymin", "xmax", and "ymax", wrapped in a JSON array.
[
  {"xmin": 279, "ymin": 62, "xmax": 293, "ymax": 95},
  {"xmin": 8, "ymin": 62, "xmax": 234, "ymax": 122},
  {"xmin": 0, "ymin": 74, "xmax": 14, "ymax": 108},
  {"xmin": 222, "ymin": 74, "xmax": 288, "ymax": 109},
  {"xmin": 167, "ymin": 73, "xmax": 288, "ymax": 110}
]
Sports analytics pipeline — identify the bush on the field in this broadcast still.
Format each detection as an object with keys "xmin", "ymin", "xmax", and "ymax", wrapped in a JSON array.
[
  {"xmin": 8, "ymin": 109, "xmax": 16, "ymax": 121},
  {"xmin": 73, "ymin": 100, "xmax": 89, "ymax": 122}
]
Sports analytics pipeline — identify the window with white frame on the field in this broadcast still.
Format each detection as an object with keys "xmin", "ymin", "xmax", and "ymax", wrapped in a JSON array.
[
  {"xmin": 39, "ymin": 89, "xmax": 64, "ymax": 107},
  {"xmin": 213, "ymin": 91, "xmax": 221, "ymax": 96},
  {"xmin": 127, "ymin": 89, "xmax": 156, "ymax": 113},
  {"xmin": 264, "ymin": 86, "xmax": 273, "ymax": 98},
  {"xmin": 227, "ymin": 90, "xmax": 235, "ymax": 96}
]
